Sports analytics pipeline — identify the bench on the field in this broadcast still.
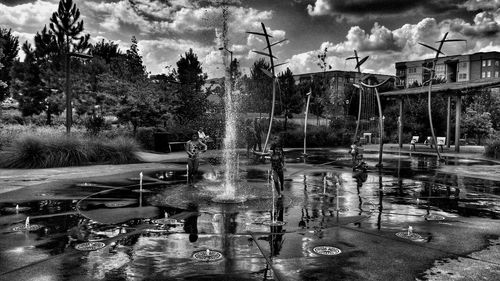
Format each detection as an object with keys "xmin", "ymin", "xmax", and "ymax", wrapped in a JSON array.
[
  {"xmin": 410, "ymin": 136, "xmax": 419, "ymax": 151},
  {"xmin": 436, "ymin": 137, "xmax": 446, "ymax": 152},
  {"xmin": 168, "ymin": 141, "xmax": 186, "ymax": 153}
]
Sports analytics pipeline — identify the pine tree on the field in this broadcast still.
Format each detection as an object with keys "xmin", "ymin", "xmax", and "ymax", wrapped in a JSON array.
[
  {"xmin": 0, "ymin": 28, "xmax": 19, "ymax": 102},
  {"xmin": 175, "ymin": 48, "xmax": 208, "ymax": 124}
]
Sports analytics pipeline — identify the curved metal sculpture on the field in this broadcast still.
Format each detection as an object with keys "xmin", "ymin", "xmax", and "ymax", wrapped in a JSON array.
[
  {"xmin": 247, "ymin": 23, "xmax": 288, "ymax": 152},
  {"xmin": 360, "ymin": 78, "xmax": 394, "ymax": 167},
  {"xmin": 347, "ymin": 50, "xmax": 369, "ymax": 143},
  {"xmin": 418, "ymin": 32, "xmax": 466, "ymax": 161}
]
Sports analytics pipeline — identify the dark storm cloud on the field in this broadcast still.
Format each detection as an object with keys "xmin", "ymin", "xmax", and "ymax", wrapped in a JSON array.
[
  {"xmin": 0, "ymin": 0, "xmax": 35, "ymax": 6},
  {"xmin": 308, "ymin": 0, "xmax": 468, "ymax": 16}
]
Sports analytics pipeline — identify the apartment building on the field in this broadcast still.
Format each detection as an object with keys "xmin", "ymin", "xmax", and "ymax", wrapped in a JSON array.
[{"xmin": 395, "ymin": 51, "xmax": 500, "ymax": 88}]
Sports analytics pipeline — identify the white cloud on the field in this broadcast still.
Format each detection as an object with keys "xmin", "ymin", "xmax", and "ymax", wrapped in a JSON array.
[
  {"xmin": 461, "ymin": 0, "xmax": 500, "ymax": 11},
  {"xmin": 0, "ymin": 0, "xmax": 57, "ymax": 33},
  {"xmin": 289, "ymin": 9, "xmax": 500, "ymax": 75}
]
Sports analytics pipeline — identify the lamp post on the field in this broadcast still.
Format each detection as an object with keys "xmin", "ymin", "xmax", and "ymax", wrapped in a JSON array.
[
  {"xmin": 65, "ymin": 51, "xmax": 93, "ymax": 134},
  {"xmin": 218, "ymin": 47, "xmax": 233, "ymax": 63}
]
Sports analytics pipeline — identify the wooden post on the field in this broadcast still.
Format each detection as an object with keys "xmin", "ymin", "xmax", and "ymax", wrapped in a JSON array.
[
  {"xmin": 446, "ymin": 96, "xmax": 451, "ymax": 148},
  {"xmin": 398, "ymin": 98, "xmax": 403, "ymax": 148},
  {"xmin": 455, "ymin": 95, "xmax": 462, "ymax": 152}
]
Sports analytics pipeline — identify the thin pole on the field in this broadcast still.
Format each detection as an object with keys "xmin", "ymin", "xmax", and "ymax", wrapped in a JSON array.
[
  {"xmin": 262, "ymin": 23, "xmax": 276, "ymax": 153},
  {"xmin": 446, "ymin": 96, "xmax": 451, "ymax": 148},
  {"xmin": 375, "ymin": 88, "xmax": 384, "ymax": 167},
  {"xmin": 270, "ymin": 170, "xmax": 275, "ymax": 222},
  {"xmin": 455, "ymin": 95, "xmax": 462, "ymax": 152},
  {"xmin": 303, "ymin": 90, "xmax": 311, "ymax": 155}
]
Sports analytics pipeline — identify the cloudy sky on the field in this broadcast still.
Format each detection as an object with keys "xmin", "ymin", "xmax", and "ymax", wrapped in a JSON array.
[{"xmin": 1, "ymin": 0, "xmax": 500, "ymax": 78}]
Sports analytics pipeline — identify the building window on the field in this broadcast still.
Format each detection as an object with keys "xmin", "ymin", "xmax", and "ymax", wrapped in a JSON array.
[
  {"xmin": 436, "ymin": 65, "xmax": 445, "ymax": 72},
  {"xmin": 348, "ymin": 77, "xmax": 354, "ymax": 83},
  {"xmin": 461, "ymin": 62, "xmax": 467, "ymax": 68},
  {"xmin": 496, "ymin": 60, "xmax": 500, "ymax": 67},
  {"xmin": 482, "ymin": 60, "xmax": 486, "ymax": 67},
  {"xmin": 487, "ymin": 71, "xmax": 491, "ymax": 78},
  {"xmin": 482, "ymin": 72, "xmax": 486, "ymax": 78},
  {"xmin": 459, "ymin": 73, "xmax": 467, "ymax": 80},
  {"xmin": 496, "ymin": 71, "xmax": 499, "ymax": 78},
  {"xmin": 488, "ymin": 60, "xmax": 492, "ymax": 66}
]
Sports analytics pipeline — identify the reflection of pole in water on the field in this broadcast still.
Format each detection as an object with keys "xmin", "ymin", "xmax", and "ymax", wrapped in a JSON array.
[
  {"xmin": 377, "ymin": 174, "xmax": 383, "ymax": 230},
  {"xmin": 270, "ymin": 171, "xmax": 275, "ymax": 222}
]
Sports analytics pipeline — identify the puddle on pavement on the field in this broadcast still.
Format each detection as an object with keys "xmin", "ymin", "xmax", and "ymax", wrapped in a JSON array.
[{"xmin": 1, "ymin": 149, "xmax": 500, "ymax": 280}]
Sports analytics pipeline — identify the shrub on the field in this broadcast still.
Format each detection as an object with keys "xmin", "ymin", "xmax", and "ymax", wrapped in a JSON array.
[
  {"xmin": 84, "ymin": 115, "xmax": 109, "ymax": 136},
  {"xmin": 0, "ymin": 133, "xmax": 141, "ymax": 168},
  {"xmin": 485, "ymin": 135, "xmax": 500, "ymax": 159},
  {"xmin": 136, "ymin": 127, "xmax": 155, "ymax": 150}
]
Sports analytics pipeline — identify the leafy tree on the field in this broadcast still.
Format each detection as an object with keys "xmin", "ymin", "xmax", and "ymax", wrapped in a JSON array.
[
  {"xmin": 0, "ymin": 28, "xmax": 19, "ymax": 101},
  {"xmin": 248, "ymin": 58, "xmax": 272, "ymax": 116},
  {"xmin": 277, "ymin": 68, "xmax": 303, "ymax": 131},
  {"xmin": 10, "ymin": 41, "xmax": 64, "ymax": 124},
  {"xmin": 461, "ymin": 108, "xmax": 492, "ymax": 144},
  {"xmin": 174, "ymin": 48, "xmax": 208, "ymax": 124}
]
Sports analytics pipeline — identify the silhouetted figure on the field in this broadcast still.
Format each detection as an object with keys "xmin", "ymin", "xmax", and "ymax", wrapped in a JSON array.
[
  {"xmin": 185, "ymin": 133, "xmax": 207, "ymax": 186},
  {"xmin": 254, "ymin": 118, "xmax": 262, "ymax": 151}
]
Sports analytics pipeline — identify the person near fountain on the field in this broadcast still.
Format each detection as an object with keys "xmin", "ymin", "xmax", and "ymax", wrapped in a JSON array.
[
  {"xmin": 186, "ymin": 133, "xmax": 207, "ymax": 185},
  {"xmin": 265, "ymin": 142, "xmax": 285, "ymax": 197},
  {"xmin": 254, "ymin": 118, "xmax": 262, "ymax": 151},
  {"xmin": 246, "ymin": 120, "xmax": 257, "ymax": 158}
]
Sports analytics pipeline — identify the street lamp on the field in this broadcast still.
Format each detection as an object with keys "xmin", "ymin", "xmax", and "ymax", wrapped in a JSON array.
[
  {"xmin": 65, "ymin": 51, "xmax": 93, "ymax": 134},
  {"xmin": 218, "ymin": 46, "xmax": 233, "ymax": 62}
]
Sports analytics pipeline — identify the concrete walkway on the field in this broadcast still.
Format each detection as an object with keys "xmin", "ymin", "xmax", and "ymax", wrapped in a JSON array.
[{"xmin": 0, "ymin": 145, "xmax": 495, "ymax": 195}]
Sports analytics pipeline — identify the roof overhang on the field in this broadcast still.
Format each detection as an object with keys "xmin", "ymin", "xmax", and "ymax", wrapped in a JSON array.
[{"xmin": 380, "ymin": 79, "xmax": 500, "ymax": 97}]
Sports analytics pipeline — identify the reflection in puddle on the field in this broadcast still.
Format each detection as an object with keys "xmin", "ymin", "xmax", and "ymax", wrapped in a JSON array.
[{"xmin": 1, "ymin": 150, "xmax": 500, "ymax": 279}]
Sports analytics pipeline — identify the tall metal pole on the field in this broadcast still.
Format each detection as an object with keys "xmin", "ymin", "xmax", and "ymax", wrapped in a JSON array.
[
  {"xmin": 446, "ymin": 96, "xmax": 451, "ymax": 148},
  {"xmin": 375, "ymin": 88, "xmax": 384, "ymax": 167},
  {"xmin": 262, "ymin": 23, "xmax": 276, "ymax": 153},
  {"xmin": 303, "ymin": 90, "xmax": 312, "ymax": 156},
  {"xmin": 455, "ymin": 95, "xmax": 462, "ymax": 152},
  {"xmin": 398, "ymin": 98, "xmax": 403, "ymax": 148}
]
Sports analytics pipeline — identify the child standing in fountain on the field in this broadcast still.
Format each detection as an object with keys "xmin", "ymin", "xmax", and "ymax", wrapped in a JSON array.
[
  {"xmin": 186, "ymin": 133, "xmax": 207, "ymax": 186},
  {"xmin": 269, "ymin": 142, "xmax": 285, "ymax": 197}
]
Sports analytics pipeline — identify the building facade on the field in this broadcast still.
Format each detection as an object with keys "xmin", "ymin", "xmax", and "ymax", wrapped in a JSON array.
[
  {"xmin": 292, "ymin": 70, "xmax": 394, "ymax": 120},
  {"xmin": 395, "ymin": 51, "xmax": 500, "ymax": 88}
]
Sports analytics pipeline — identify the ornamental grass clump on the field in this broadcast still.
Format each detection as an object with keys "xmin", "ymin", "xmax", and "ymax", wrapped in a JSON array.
[{"xmin": 0, "ymin": 133, "xmax": 141, "ymax": 168}]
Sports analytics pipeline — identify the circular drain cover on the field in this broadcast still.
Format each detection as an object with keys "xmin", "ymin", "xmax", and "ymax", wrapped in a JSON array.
[
  {"xmin": 12, "ymin": 224, "xmax": 42, "ymax": 232},
  {"xmin": 132, "ymin": 189, "xmax": 152, "ymax": 193},
  {"xmin": 192, "ymin": 249, "xmax": 223, "ymax": 262},
  {"xmin": 75, "ymin": 183, "xmax": 100, "ymax": 188},
  {"xmin": 152, "ymin": 218, "xmax": 179, "ymax": 225},
  {"xmin": 395, "ymin": 232, "xmax": 423, "ymax": 240},
  {"xmin": 75, "ymin": 241, "xmax": 106, "ymax": 251},
  {"xmin": 212, "ymin": 197, "xmax": 247, "ymax": 204},
  {"xmin": 424, "ymin": 214, "xmax": 445, "ymax": 221},
  {"xmin": 312, "ymin": 246, "xmax": 342, "ymax": 256},
  {"xmin": 262, "ymin": 220, "xmax": 287, "ymax": 226},
  {"xmin": 3, "ymin": 206, "xmax": 30, "ymax": 213},
  {"xmin": 104, "ymin": 201, "xmax": 136, "ymax": 208}
]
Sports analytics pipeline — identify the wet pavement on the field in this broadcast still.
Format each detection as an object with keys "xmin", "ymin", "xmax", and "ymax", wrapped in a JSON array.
[{"xmin": 0, "ymin": 149, "xmax": 499, "ymax": 280}]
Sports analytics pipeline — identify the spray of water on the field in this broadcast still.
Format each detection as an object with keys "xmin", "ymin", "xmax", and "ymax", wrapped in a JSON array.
[{"xmin": 220, "ymin": 2, "xmax": 239, "ymax": 198}]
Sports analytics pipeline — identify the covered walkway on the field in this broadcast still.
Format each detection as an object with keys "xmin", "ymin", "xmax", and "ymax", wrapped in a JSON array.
[{"xmin": 380, "ymin": 78, "xmax": 500, "ymax": 152}]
